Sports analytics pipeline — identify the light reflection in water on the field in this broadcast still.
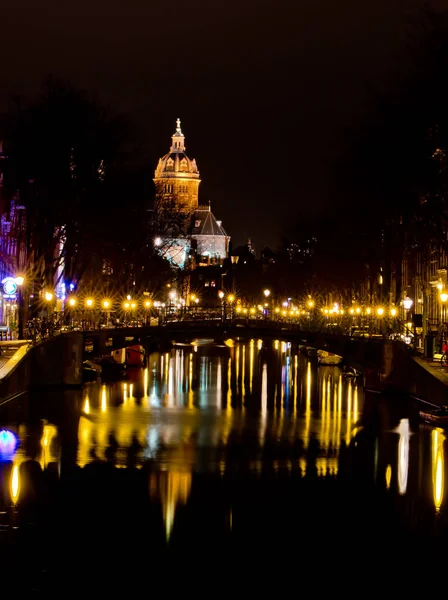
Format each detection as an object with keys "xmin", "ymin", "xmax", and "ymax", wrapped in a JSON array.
[
  {"xmin": 4, "ymin": 342, "xmax": 366, "ymax": 477},
  {"xmin": 143, "ymin": 368, "xmax": 148, "ymax": 399},
  {"xmin": 385, "ymin": 464, "xmax": 392, "ymax": 490},
  {"xmin": 101, "ymin": 386, "xmax": 107, "ymax": 412},
  {"xmin": 149, "ymin": 470, "xmax": 192, "ymax": 541},
  {"xmin": 217, "ymin": 359, "xmax": 222, "ymax": 407},
  {"xmin": 10, "ymin": 464, "xmax": 19, "ymax": 505},
  {"xmin": 432, "ymin": 428, "xmax": 445, "ymax": 512},
  {"xmin": 40, "ymin": 425, "xmax": 58, "ymax": 469},
  {"xmin": 7, "ymin": 340, "xmax": 448, "ymax": 537},
  {"xmin": 304, "ymin": 361, "xmax": 311, "ymax": 448},
  {"xmin": 249, "ymin": 339, "xmax": 254, "ymax": 393},
  {"xmin": 396, "ymin": 419, "xmax": 410, "ymax": 496}
]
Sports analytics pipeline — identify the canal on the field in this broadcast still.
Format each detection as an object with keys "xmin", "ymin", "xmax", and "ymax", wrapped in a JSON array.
[{"xmin": 0, "ymin": 338, "xmax": 447, "ymax": 592}]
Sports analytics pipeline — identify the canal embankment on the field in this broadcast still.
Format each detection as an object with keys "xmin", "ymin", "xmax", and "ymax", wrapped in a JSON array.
[{"xmin": 0, "ymin": 333, "xmax": 83, "ymax": 403}]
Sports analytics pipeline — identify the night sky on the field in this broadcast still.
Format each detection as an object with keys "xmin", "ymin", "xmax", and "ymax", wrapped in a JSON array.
[{"xmin": 1, "ymin": 0, "xmax": 447, "ymax": 250}]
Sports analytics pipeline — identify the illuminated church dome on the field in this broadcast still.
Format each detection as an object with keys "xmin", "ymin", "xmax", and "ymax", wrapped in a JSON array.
[{"xmin": 154, "ymin": 119, "xmax": 200, "ymax": 212}]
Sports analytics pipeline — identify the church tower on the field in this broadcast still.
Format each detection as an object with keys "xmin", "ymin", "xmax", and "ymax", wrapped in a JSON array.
[{"xmin": 154, "ymin": 119, "xmax": 200, "ymax": 213}]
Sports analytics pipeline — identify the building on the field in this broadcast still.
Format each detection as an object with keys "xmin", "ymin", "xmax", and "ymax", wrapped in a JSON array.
[
  {"xmin": 189, "ymin": 204, "xmax": 229, "ymax": 264},
  {"xmin": 153, "ymin": 120, "xmax": 229, "ymax": 268},
  {"xmin": 154, "ymin": 119, "xmax": 200, "ymax": 213}
]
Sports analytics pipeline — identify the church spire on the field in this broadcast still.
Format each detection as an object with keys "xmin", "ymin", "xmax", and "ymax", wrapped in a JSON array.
[{"xmin": 171, "ymin": 118, "xmax": 185, "ymax": 152}]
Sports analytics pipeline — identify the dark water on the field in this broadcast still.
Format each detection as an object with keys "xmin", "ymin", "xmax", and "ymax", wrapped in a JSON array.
[{"xmin": 0, "ymin": 338, "xmax": 447, "ymax": 592}]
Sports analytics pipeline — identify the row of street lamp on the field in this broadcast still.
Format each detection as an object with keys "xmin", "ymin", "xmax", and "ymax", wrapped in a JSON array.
[{"xmin": 65, "ymin": 297, "xmax": 153, "ymax": 310}]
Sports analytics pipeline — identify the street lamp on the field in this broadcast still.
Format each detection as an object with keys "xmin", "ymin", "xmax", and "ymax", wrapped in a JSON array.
[
  {"xmin": 68, "ymin": 297, "xmax": 76, "ymax": 307},
  {"xmin": 263, "ymin": 289, "xmax": 271, "ymax": 320},
  {"xmin": 123, "ymin": 301, "xmax": 130, "ymax": 326},
  {"xmin": 440, "ymin": 293, "xmax": 448, "ymax": 333},
  {"xmin": 102, "ymin": 300, "xmax": 111, "ymax": 327},
  {"xmin": 85, "ymin": 298, "xmax": 94, "ymax": 308},
  {"xmin": 144, "ymin": 300, "xmax": 152, "ymax": 325},
  {"xmin": 45, "ymin": 292, "xmax": 53, "ymax": 302},
  {"xmin": 15, "ymin": 276, "xmax": 25, "ymax": 340},
  {"xmin": 403, "ymin": 297, "xmax": 413, "ymax": 311}
]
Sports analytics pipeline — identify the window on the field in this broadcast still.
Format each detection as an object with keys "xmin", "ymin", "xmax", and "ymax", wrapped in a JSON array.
[
  {"xmin": 180, "ymin": 159, "xmax": 188, "ymax": 172},
  {"xmin": 211, "ymin": 281, "xmax": 216, "ymax": 287},
  {"xmin": 195, "ymin": 220, "xmax": 201, "ymax": 228}
]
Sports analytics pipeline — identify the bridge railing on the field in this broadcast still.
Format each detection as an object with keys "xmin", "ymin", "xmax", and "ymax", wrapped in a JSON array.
[{"xmin": 29, "ymin": 305, "xmax": 406, "ymax": 342}]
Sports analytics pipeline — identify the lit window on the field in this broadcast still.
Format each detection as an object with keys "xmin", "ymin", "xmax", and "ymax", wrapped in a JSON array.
[
  {"xmin": 195, "ymin": 220, "xmax": 201, "ymax": 228},
  {"xmin": 211, "ymin": 281, "xmax": 216, "ymax": 287},
  {"xmin": 205, "ymin": 281, "xmax": 210, "ymax": 287}
]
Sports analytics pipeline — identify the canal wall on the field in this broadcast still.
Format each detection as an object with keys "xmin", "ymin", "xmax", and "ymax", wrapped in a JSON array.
[
  {"xmin": 372, "ymin": 341, "xmax": 448, "ymax": 405},
  {"xmin": 0, "ymin": 332, "xmax": 83, "ymax": 402}
]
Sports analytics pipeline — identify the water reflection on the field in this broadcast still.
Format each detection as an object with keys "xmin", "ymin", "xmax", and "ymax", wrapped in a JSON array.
[
  {"xmin": 396, "ymin": 419, "xmax": 410, "ymax": 496},
  {"xmin": 433, "ymin": 428, "xmax": 445, "ymax": 511},
  {"xmin": 149, "ymin": 470, "xmax": 192, "ymax": 540},
  {"xmin": 10, "ymin": 463, "xmax": 19, "ymax": 505},
  {"xmin": 3, "ymin": 338, "xmax": 448, "ymax": 588}
]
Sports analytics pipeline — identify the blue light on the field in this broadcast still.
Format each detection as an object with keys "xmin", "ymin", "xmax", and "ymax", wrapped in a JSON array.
[
  {"xmin": 0, "ymin": 430, "xmax": 18, "ymax": 461},
  {"xmin": 2, "ymin": 277, "xmax": 18, "ymax": 296}
]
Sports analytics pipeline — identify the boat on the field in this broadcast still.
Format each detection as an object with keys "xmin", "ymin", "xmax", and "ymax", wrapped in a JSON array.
[
  {"xmin": 342, "ymin": 366, "xmax": 361, "ymax": 378},
  {"xmin": 83, "ymin": 360, "xmax": 101, "ymax": 382},
  {"xmin": 419, "ymin": 406, "xmax": 448, "ymax": 426},
  {"xmin": 111, "ymin": 344, "xmax": 146, "ymax": 367},
  {"xmin": 191, "ymin": 338, "xmax": 214, "ymax": 346},
  {"xmin": 317, "ymin": 350, "xmax": 343, "ymax": 366},
  {"xmin": 94, "ymin": 355, "xmax": 127, "ymax": 381}
]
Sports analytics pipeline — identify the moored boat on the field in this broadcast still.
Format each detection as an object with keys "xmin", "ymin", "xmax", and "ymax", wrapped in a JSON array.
[
  {"xmin": 83, "ymin": 360, "xmax": 101, "ymax": 382},
  {"xmin": 317, "ymin": 350, "xmax": 343, "ymax": 366},
  {"xmin": 111, "ymin": 344, "xmax": 146, "ymax": 367},
  {"xmin": 419, "ymin": 406, "xmax": 448, "ymax": 426}
]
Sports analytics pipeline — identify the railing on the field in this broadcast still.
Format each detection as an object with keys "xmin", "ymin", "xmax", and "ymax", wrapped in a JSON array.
[{"xmin": 25, "ymin": 306, "xmax": 408, "ymax": 342}]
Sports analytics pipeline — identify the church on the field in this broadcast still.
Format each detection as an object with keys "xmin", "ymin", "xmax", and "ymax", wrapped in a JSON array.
[{"xmin": 153, "ymin": 120, "xmax": 230, "ymax": 268}]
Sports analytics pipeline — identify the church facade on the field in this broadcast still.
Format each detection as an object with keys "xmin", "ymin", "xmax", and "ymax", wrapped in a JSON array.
[{"xmin": 153, "ymin": 120, "xmax": 230, "ymax": 268}]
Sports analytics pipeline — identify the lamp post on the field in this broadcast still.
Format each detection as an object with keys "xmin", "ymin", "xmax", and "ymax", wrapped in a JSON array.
[
  {"xmin": 85, "ymin": 297, "xmax": 94, "ymax": 329},
  {"xmin": 376, "ymin": 307, "xmax": 384, "ymax": 335},
  {"xmin": 124, "ymin": 301, "xmax": 130, "ymax": 326},
  {"xmin": 15, "ymin": 276, "xmax": 25, "ymax": 340},
  {"xmin": 440, "ymin": 293, "xmax": 448, "ymax": 347},
  {"xmin": 68, "ymin": 297, "xmax": 76, "ymax": 329},
  {"xmin": 218, "ymin": 290, "xmax": 225, "ymax": 321},
  {"xmin": 144, "ymin": 300, "xmax": 151, "ymax": 326},
  {"xmin": 102, "ymin": 300, "xmax": 111, "ymax": 327},
  {"xmin": 403, "ymin": 296, "xmax": 413, "ymax": 338},
  {"xmin": 263, "ymin": 288, "xmax": 271, "ymax": 320},
  {"xmin": 130, "ymin": 301, "xmax": 136, "ymax": 326},
  {"xmin": 227, "ymin": 294, "xmax": 235, "ymax": 321}
]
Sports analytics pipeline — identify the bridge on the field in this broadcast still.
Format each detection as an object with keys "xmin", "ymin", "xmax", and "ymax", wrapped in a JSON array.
[{"xmin": 80, "ymin": 318, "xmax": 409, "ymax": 381}]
